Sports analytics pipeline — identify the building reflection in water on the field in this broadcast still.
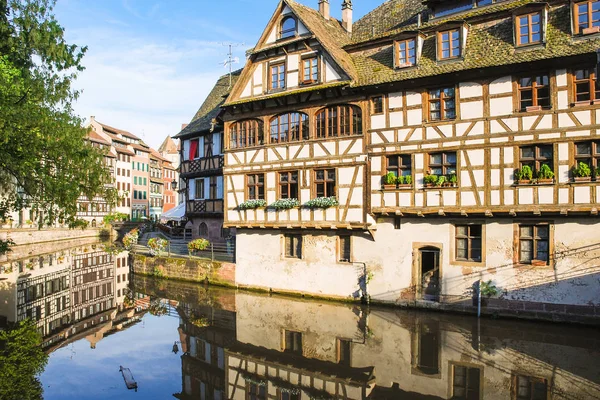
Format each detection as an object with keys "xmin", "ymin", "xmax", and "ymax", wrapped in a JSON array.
[
  {"xmin": 0, "ymin": 241, "xmax": 147, "ymax": 352},
  {"xmin": 150, "ymin": 277, "xmax": 600, "ymax": 400}
]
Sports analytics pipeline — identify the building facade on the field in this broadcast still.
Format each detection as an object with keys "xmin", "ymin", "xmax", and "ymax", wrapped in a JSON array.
[
  {"xmin": 220, "ymin": 0, "xmax": 600, "ymax": 311},
  {"xmin": 149, "ymin": 151, "xmax": 164, "ymax": 221}
]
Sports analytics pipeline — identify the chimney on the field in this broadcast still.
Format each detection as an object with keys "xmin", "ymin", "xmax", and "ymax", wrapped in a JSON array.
[
  {"xmin": 181, "ymin": 123, "xmax": 188, "ymax": 130},
  {"xmin": 342, "ymin": 0, "xmax": 353, "ymax": 33},
  {"xmin": 318, "ymin": 0, "xmax": 330, "ymax": 20}
]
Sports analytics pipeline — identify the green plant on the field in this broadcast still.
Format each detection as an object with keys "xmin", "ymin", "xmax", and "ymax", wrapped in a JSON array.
[
  {"xmin": 518, "ymin": 165, "xmax": 533, "ymax": 181},
  {"xmin": 304, "ymin": 197, "xmax": 339, "ymax": 209},
  {"xmin": 449, "ymin": 172, "xmax": 458, "ymax": 184},
  {"xmin": 152, "ymin": 266, "xmax": 166, "ymax": 278},
  {"xmin": 68, "ymin": 218, "xmax": 88, "ymax": 230},
  {"xmin": 188, "ymin": 238, "xmax": 210, "ymax": 252},
  {"xmin": 596, "ymin": 166, "xmax": 600, "ymax": 177},
  {"xmin": 480, "ymin": 280, "xmax": 499, "ymax": 297},
  {"xmin": 270, "ymin": 198, "xmax": 300, "ymax": 210},
  {"xmin": 103, "ymin": 212, "xmax": 129, "ymax": 224},
  {"xmin": 0, "ymin": 239, "xmax": 15, "ymax": 256},
  {"xmin": 424, "ymin": 174, "xmax": 438, "ymax": 185},
  {"xmin": 396, "ymin": 175, "xmax": 404, "ymax": 185},
  {"xmin": 404, "ymin": 175, "xmax": 412, "ymax": 185},
  {"xmin": 383, "ymin": 172, "xmax": 396, "ymax": 185},
  {"xmin": 238, "ymin": 199, "xmax": 267, "ymax": 210},
  {"xmin": 25, "ymin": 219, "xmax": 33, "ymax": 226},
  {"xmin": 573, "ymin": 162, "xmax": 591, "ymax": 178},
  {"xmin": 148, "ymin": 238, "xmax": 168, "ymax": 256},
  {"xmin": 537, "ymin": 164, "xmax": 554, "ymax": 180},
  {"xmin": 123, "ymin": 229, "xmax": 139, "ymax": 250},
  {"xmin": 436, "ymin": 175, "xmax": 447, "ymax": 187}
]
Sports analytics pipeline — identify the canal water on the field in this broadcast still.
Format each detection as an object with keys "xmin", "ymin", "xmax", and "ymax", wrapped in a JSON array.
[{"xmin": 1, "ymin": 242, "xmax": 600, "ymax": 399}]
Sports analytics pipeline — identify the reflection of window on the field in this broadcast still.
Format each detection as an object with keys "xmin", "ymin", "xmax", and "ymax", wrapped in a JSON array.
[
  {"xmin": 438, "ymin": 29, "xmax": 461, "ymax": 59},
  {"xmin": 247, "ymin": 174, "xmax": 265, "ymax": 200},
  {"xmin": 314, "ymin": 169, "xmax": 336, "ymax": 197},
  {"xmin": 270, "ymin": 62, "xmax": 286, "ymax": 90},
  {"xmin": 518, "ymin": 75, "xmax": 550, "ymax": 110},
  {"xmin": 395, "ymin": 38, "xmax": 416, "ymax": 67},
  {"xmin": 513, "ymin": 375, "xmax": 548, "ymax": 400},
  {"xmin": 284, "ymin": 234, "xmax": 302, "ymax": 259},
  {"xmin": 451, "ymin": 364, "xmax": 481, "ymax": 399},
  {"xmin": 574, "ymin": 0, "xmax": 600, "ymax": 34},
  {"xmin": 519, "ymin": 145, "xmax": 553, "ymax": 174},
  {"xmin": 455, "ymin": 225, "xmax": 482, "ymax": 262},
  {"xmin": 387, "ymin": 154, "xmax": 412, "ymax": 178},
  {"xmin": 412, "ymin": 321, "xmax": 440, "ymax": 376},
  {"xmin": 519, "ymin": 224, "xmax": 550, "ymax": 264},
  {"xmin": 279, "ymin": 171, "xmax": 299, "ymax": 199},
  {"xmin": 573, "ymin": 66, "xmax": 600, "ymax": 103},
  {"xmin": 337, "ymin": 339, "xmax": 352, "ymax": 366},
  {"xmin": 315, "ymin": 105, "xmax": 362, "ymax": 138},
  {"xmin": 284, "ymin": 330, "xmax": 302, "ymax": 355},
  {"xmin": 247, "ymin": 382, "xmax": 266, "ymax": 400},
  {"xmin": 278, "ymin": 389, "xmax": 300, "ymax": 400},
  {"xmin": 280, "ymin": 16, "xmax": 297, "ymax": 39},
  {"xmin": 199, "ymin": 223, "xmax": 208, "ymax": 237},
  {"xmin": 429, "ymin": 87, "xmax": 456, "ymax": 120},
  {"xmin": 429, "ymin": 152, "xmax": 456, "ymax": 175},
  {"xmin": 269, "ymin": 112, "xmax": 309, "ymax": 143},
  {"xmin": 516, "ymin": 13, "xmax": 542, "ymax": 46}
]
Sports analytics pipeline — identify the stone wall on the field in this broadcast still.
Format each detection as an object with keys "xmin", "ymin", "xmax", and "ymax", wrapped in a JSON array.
[
  {"xmin": 132, "ymin": 254, "xmax": 235, "ymax": 287},
  {"xmin": 0, "ymin": 227, "xmax": 109, "ymax": 246}
]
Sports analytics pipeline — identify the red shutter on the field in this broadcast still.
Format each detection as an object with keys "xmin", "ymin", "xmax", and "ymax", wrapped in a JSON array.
[{"xmin": 189, "ymin": 139, "xmax": 198, "ymax": 160}]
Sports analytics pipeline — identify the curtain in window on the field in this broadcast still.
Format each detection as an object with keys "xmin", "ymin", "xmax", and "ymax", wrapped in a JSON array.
[{"xmin": 189, "ymin": 139, "xmax": 198, "ymax": 160}]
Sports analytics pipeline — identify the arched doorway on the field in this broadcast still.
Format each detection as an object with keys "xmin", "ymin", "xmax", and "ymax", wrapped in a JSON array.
[{"xmin": 417, "ymin": 246, "xmax": 441, "ymax": 302}]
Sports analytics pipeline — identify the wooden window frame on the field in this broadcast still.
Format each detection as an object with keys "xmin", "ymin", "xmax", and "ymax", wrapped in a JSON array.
[
  {"xmin": 519, "ymin": 144, "xmax": 553, "ymax": 175},
  {"xmin": 313, "ymin": 168, "xmax": 336, "ymax": 198},
  {"xmin": 574, "ymin": 140, "xmax": 600, "ymax": 175},
  {"xmin": 246, "ymin": 173, "xmax": 265, "ymax": 200},
  {"xmin": 518, "ymin": 74, "xmax": 551, "ymax": 111},
  {"xmin": 269, "ymin": 112, "xmax": 309, "ymax": 144},
  {"xmin": 515, "ymin": 12, "xmax": 543, "ymax": 46},
  {"xmin": 282, "ymin": 329, "xmax": 303, "ymax": 354},
  {"xmin": 395, "ymin": 38, "xmax": 417, "ymax": 67},
  {"xmin": 337, "ymin": 338, "xmax": 352, "ymax": 366},
  {"xmin": 279, "ymin": 16, "xmax": 297, "ymax": 40},
  {"xmin": 338, "ymin": 234, "xmax": 352, "ymax": 263},
  {"xmin": 278, "ymin": 171, "xmax": 299, "ymax": 199},
  {"xmin": 270, "ymin": 62, "xmax": 286, "ymax": 91},
  {"xmin": 428, "ymin": 86, "xmax": 457, "ymax": 121},
  {"xmin": 371, "ymin": 96, "xmax": 384, "ymax": 115},
  {"xmin": 573, "ymin": 65, "xmax": 600, "ymax": 104},
  {"xmin": 454, "ymin": 224, "xmax": 483, "ymax": 263},
  {"xmin": 315, "ymin": 104, "xmax": 362, "ymax": 139},
  {"xmin": 301, "ymin": 55, "xmax": 319, "ymax": 85},
  {"xmin": 511, "ymin": 375, "xmax": 549, "ymax": 400},
  {"xmin": 283, "ymin": 233, "xmax": 302, "ymax": 259},
  {"xmin": 574, "ymin": 0, "xmax": 600, "ymax": 34},
  {"xmin": 517, "ymin": 223, "xmax": 551, "ymax": 266},
  {"xmin": 428, "ymin": 152, "xmax": 457, "ymax": 176},
  {"xmin": 449, "ymin": 362, "xmax": 483, "ymax": 400},
  {"xmin": 229, "ymin": 120, "xmax": 264, "ymax": 149},
  {"xmin": 437, "ymin": 29, "xmax": 462, "ymax": 60},
  {"xmin": 245, "ymin": 382, "xmax": 267, "ymax": 400},
  {"xmin": 386, "ymin": 154, "xmax": 412, "ymax": 178}
]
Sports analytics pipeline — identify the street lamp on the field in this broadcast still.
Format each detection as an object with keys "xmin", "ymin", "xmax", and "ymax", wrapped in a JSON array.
[{"xmin": 171, "ymin": 179, "xmax": 177, "ymax": 191}]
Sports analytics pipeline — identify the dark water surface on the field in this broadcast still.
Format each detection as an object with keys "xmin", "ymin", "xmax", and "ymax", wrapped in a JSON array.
[{"xmin": 1, "ymin": 243, "xmax": 600, "ymax": 399}]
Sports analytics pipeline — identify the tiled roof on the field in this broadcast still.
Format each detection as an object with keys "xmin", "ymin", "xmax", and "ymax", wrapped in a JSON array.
[
  {"xmin": 88, "ymin": 130, "xmax": 110, "ymax": 145},
  {"xmin": 97, "ymin": 121, "xmax": 141, "ymax": 140},
  {"xmin": 114, "ymin": 146, "xmax": 135, "ymax": 156},
  {"xmin": 174, "ymin": 70, "xmax": 242, "ymax": 138},
  {"xmin": 158, "ymin": 136, "xmax": 178, "ymax": 154}
]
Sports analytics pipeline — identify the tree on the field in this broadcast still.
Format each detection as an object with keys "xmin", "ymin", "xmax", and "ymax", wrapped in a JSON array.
[
  {"xmin": 0, "ymin": 319, "xmax": 49, "ymax": 400},
  {"xmin": 0, "ymin": 0, "xmax": 117, "ymax": 236}
]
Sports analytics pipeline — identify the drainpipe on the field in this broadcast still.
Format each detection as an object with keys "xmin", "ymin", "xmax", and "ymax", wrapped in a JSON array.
[{"xmin": 477, "ymin": 279, "xmax": 482, "ymax": 318}]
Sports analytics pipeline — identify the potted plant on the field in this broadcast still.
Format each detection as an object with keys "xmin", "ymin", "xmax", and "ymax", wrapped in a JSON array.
[
  {"xmin": 238, "ymin": 199, "xmax": 267, "ymax": 210},
  {"xmin": 436, "ymin": 175, "xmax": 447, "ymax": 187},
  {"xmin": 382, "ymin": 172, "xmax": 397, "ymax": 190},
  {"xmin": 573, "ymin": 162, "xmax": 592, "ymax": 182},
  {"xmin": 448, "ymin": 171, "xmax": 458, "ymax": 187},
  {"xmin": 148, "ymin": 237, "xmax": 168, "ymax": 256},
  {"xmin": 25, "ymin": 219, "xmax": 33, "ymax": 228},
  {"xmin": 423, "ymin": 174, "xmax": 438, "ymax": 188},
  {"xmin": 397, "ymin": 175, "xmax": 412, "ymax": 188},
  {"xmin": 596, "ymin": 166, "xmax": 600, "ymax": 181},
  {"xmin": 537, "ymin": 164, "xmax": 554, "ymax": 184},
  {"xmin": 304, "ymin": 197, "xmax": 339, "ymax": 209},
  {"xmin": 515, "ymin": 165, "xmax": 533, "ymax": 184},
  {"xmin": 188, "ymin": 238, "xmax": 210, "ymax": 256},
  {"xmin": 270, "ymin": 198, "xmax": 300, "ymax": 210},
  {"xmin": 479, "ymin": 280, "xmax": 499, "ymax": 307}
]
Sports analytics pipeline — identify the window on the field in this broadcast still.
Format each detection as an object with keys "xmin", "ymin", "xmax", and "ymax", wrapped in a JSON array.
[
  {"xmin": 395, "ymin": 38, "xmax": 416, "ymax": 67},
  {"xmin": 339, "ymin": 235, "xmax": 351, "ymax": 262},
  {"xmin": 284, "ymin": 330, "xmax": 302, "ymax": 354},
  {"xmin": 519, "ymin": 224, "xmax": 550, "ymax": 264},
  {"xmin": 429, "ymin": 87, "xmax": 456, "ymax": 121},
  {"xmin": 372, "ymin": 96, "xmax": 384, "ymax": 114},
  {"xmin": 518, "ymin": 75, "xmax": 550, "ymax": 110},
  {"xmin": 247, "ymin": 382, "xmax": 266, "ymax": 400},
  {"xmin": 452, "ymin": 365, "xmax": 481, "ymax": 400},
  {"xmin": 209, "ymin": 176, "xmax": 217, "ymax": 199},
  {"xmin": 279, "ymin": 171, "xmax": 299, "ymax": 199},
  {"xmin": 394, "ymin": 216, "xmax": 402, "ymax": 230},
  {"xmin": 438, "ymin": 29, "xmax": 461, "ymax": 59},
  {"xmin": 429, "ymin": 152, "xmax": 457, "ymax": 175},
  {"xmin": 513, "ymin": 375, "xmax": 548, "ymax": 400},
  {"xmin": 229, "ymin": 120, "xmax": 264, "ymax": 149},
  {"xmin": 516, "ymin": 12, "xmax": 542, "ymax": 46},
  {"xmin": 434, "ymin": 0, "xmax": 473, "ymax": 17},
  {"xmin": 270, "ymin": 62, "xmax": 286, "ymax": 91},
  {"xmin": 195, "ymin": 179, "xmax": 205, "ymax": 199},
  {"xmin": 455, "ymin": 225, "xmax": 482, "ymax": 262},
  {"xmin": 573, "ymin": 66, "xmax": 600, "ymax": 103},
  {"xmin": 269, "ymin": 112, "xmax": 309, "ymax": 143},
  {"xmin": 314, "ymin": 169, "xmax": 336, "ymax": 197},
  {"xmin": 520, "ymin": 145, "xmax": 553, "ymax": 174},
  {"xmin": 315, "ymin": 105, "xmax": 362, "ymax": 138},
  {"xmin": 199, "ymin": 223, "xmax": 208, "ymax": 237},
  {"xmin": 134, "ymin": 190, "xmax": 138, "ymax": 200},
  {"xmin": 284, "ymin": 234, "xmax": 302, "ymax": 259},
  {"xmin": 278, "ymin": 390, "xmax": 300, "ymax": 400},
  {"xmin": 387, "ymin": 154, "xmax": 412, "ymax": 178},
  {"xmin": 574, "ymin": 0, "xmax": 600, "ymax": 34},
  {"xmin": 134, "ymin": 176, "xmax": 137, "ymax": 185},
  {"xmin": 575, "ymin": 141, "xmax": 600, "ymax": 174},
  {"xmin": 247, "ymin": 174, "xmax": 265, "ymax": 200},
  {"xmin": 279, "ymin": 16, "xmax": 297, "ymax": 39},
  {"xmin": 302, "ymin": 56, "xmax": 318, "ymax": 84},
  {"xmin": 337, "ymin": 339, "xmax": 351, "ymax": 366}
]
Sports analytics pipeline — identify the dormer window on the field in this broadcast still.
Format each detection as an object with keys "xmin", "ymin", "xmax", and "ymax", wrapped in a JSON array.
[
  {"xmin": 280, "ymin": 16, "xmax": 297, "ymax": 39},
  {"xmin": 395, "ymin": 38, "xmax": 416, "ymax": 67},
  {"xmin": 574, "ymin": 0, "xmax": 600, "ymax": 35},
  {"xmin": 438, "ymin": 29, "xmax": 462, "ymax": 60},
  {"xmin": 515, "ymin": 12, "xmax": 542, "ymax": 46}
]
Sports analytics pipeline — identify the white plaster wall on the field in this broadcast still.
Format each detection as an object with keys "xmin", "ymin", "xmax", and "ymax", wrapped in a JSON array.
[{"xmin": 324, "ymin": 59, "xmax": 341, "ymax": 82}]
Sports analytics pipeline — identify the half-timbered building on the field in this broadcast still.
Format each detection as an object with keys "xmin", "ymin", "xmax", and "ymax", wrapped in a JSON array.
[{"xmin": 221, "ymin": 0, "xmax": 600, "ymax": 311}]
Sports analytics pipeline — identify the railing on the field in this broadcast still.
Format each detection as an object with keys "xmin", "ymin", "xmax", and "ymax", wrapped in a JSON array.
[
  {"xmin": 186, "ymin": 199, "xmax": 223, "ymax": 215},
  {"xmin": 180, "ymin": 155, "xmax": 224, "ymax": 176}
]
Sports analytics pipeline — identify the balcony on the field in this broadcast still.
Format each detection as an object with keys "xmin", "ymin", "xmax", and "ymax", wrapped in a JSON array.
[
  {"xmin": 180, "ymin": 155, "xmax": 224, "ymax": 177},
  {"xmin": 186, "ymin": 199, "xmax": 224, "ymax": 215}
]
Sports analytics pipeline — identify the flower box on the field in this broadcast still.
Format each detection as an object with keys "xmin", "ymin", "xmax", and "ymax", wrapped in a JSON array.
[
  {"xmin": 525, "ymin": 105, "xmax": 542, "ymax": 112},
  {"xmin": 537, "ymin": 178, "xmax": 553, "ymax": 184},
  {"xmin": 238, "ymin": 199, "xmax": 267, "ymax": 210},
  {"xmin": 383, "ymin": 184, "xmax": 397, "ymax": 190},
  {"xmin": 583, "ymin": 26, "xmax": 600, "ymax": 35},
  {"xmin": 270, "ymin": 198, "xmax": 300, "ymax": 210},
  {"xmin": 304, "ymin": 197, "xmax": 339, "ymax": 209},
  {"xmin": 574, "ymin": 177, "xmax": 591, "ymax": 183},
  {"xmin": 397, "ymin": 184, "xmax": 412, "ymax": 189}
]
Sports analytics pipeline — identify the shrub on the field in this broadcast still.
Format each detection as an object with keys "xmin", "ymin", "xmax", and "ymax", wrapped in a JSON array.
[
  {"xmin": 188, "ymin": 238, "xmax": 210, "ymax": 252},
  {"xmin": 424, "ymin": 174, "xmax": 438, "ymax": 185},
  {"xmin": 537, "ymin": 164, "xmax": 554, "ymax": 180},
  {"xmin": 148, "ymin": 238, "xmax": 168, "ymax": 256},
  {"xmin": 238, "ymin": 199, "xmax": 267, "ymax": 210},
  {"xmin": 480, "ymin": 280, "xmax": 499, "ymax": 297},
  {"xmin": 304, "ymin": 197, "xmax": 339, "ymax": 209},
  {"xmin": 383, "ymin": 172, "xmax": 396, "ymax": 185},
  {"xmin": 68, "ymin": 219, "xmax": 88, "ymax": 230},
  {"xmin": 270, "ymin": 198, "xmax": 300, "ymax": 210},
  {"xmin": 103, "ymin": 212, "xmax": 129, "ymax": 224},
  {"xmin": 123, "ymin": 229, "xmax": 139, "ymax": 250},
  {"xmin": 573, "ymin": 161, "xmax": 591, "ymax": 178}
]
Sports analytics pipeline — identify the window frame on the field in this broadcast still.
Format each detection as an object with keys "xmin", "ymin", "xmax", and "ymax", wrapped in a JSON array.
[
  {"xmin": 246, "ymin": 173, "xmax": 265, "ymax": 200},
  {"xmin": 515, "ymin": 12, "xmax": 543, "ymax": 47},
  {"xmin": 454, "ymin": 224, "xmax": 483, "ymax": 263},
  {"xmin": 314, "ymin": 168, "xmax": 336, "ymax": 198},
  {"xmin": 269, "ymin": 112, "xmax": 309, "ymax": 144},
  {"xmin": 517, "ymin": 223, "xmax": 551, "ymax": 266},
  {"xmin": 437, "ymin": 28, "xmax": 462, "ymax": 60},
  {"xmin": 573, "ymin": 0, "xmax": 600, "ymax": 34},
  {"xmin": 270, "ymin": 61, "xmax": 286, "ymax": 91},
  {"xmin": 449, "ymin": 362, "xmax": 483, "ymax": 400},
  {"xmin": 395, "ymin": 37, "xmax": 417, "ymax": 68},
  {"xmin": 511, "ymin": 374, "xmax": 549, "ymax": 400},
  {"xmin": 338, "ymin": 234, "xmax": 352, "ymax": 263},
  {"xmin": 283, "ymin": 234, "xmax": 302, "ymax": 259},
  {"xmin": 428, "ymin": 152, "xmax": 457, "ymax": 176},
  {"xmin": 278, "ymin": 171, "xmax": 299, "ymax": 199},
  {"xmin": 371, "ymin": 96, "xmax": 384, "ymax": 115},
  {"xmin": 428, "ymin": 86, "xmax": 457, "ymax": 121},
  {"xmin": 517, "ymin": 74, "xmax": 551, "ymax": 111},
  {"xmin": 574, "ymin": 140, "xmax": 600, "ymax": 176},
  {"xmin": 315, "ymin": 104, "xmax": 363, "ymax": 139},
  {"xmin": 229, "ymin": 119, "xmax": 264, "ymax": 149},
  {"xmin": 301, "ymin": 55, "xmax": 319, "ymax": 85},
  {"xmin": 279, "ymin": 16, "xmax": 297, "ymax": 40},
  {"xmin": 283, "ymin": 329, "xmax": 303, "ymax": 354},
  {"xmin": 519, "ymin": 144, "xmax": 554, "ymax": 175},
  {"xmin": 386, "ymin": 154, "xmax": 412, "ymax": 179},
  {"xmin": 572, "ymin": 65, "xmax": 600, "ymax": 104}
]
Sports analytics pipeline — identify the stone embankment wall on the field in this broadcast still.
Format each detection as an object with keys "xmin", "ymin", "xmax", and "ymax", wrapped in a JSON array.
[
  {"xmin": 131, "ymin": 254, "xmax": 235, "ymax": 287},
  {"xmin": 0, "ymin": 227, "xmax": 109, "ymax": 246}
]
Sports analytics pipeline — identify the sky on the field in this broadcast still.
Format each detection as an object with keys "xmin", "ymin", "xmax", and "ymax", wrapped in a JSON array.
[{"xmin": 53, "ymin": 0, "xmax": 374, "ymax": 150}]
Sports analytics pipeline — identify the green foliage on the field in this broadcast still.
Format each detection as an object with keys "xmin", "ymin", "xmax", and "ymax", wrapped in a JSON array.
[
  {"xmin": 0, "ymin": 0, "xmax": 117, "ymax": 229},
  {"xmin": 448, "ymin": 172, "xmax": 458, "ymax": 184},
  {"xmin": 147, "ymin": 237, "xmax": 168, "ymax": 256},
  {"xmin": 103, "ymin": 212, "xmax": 129, "ymax": 224},
  {"xmin": 304, "ymin": 197, "xmax": 339, "ymax": 209},
  {"xmin": 238, "ymin": 199, "xmax": 267, "ymax": 210},
  {"xmin": 516, "ymin": 165, "xmax": 533, "ymax": 181},
  {"xmin": 537, "ymin": 164, "xmax": 554, "ymax": 180},
  {"xmin": 403, "ymin": 175, "xmax": 412, "ymax": 185},
  {"xmin": 424, "ymin": 174, "xmax": 438, "ymax": 185},
  {"xmin": 68, "ymin": 218, "xmax": 88, "ymax": 230},
  {"xmin": 152, "ymin": 265, "xmax": 166, "ymax": 278},
  {"xmin": 480, "ymin": 280, "xmax": 499, "ymax": 297},
  {"xmin": 123, "ymin": 228, "xmax": 139, "ymax": 250},
  {"xmin": 0, "ymin": 320, "xmax": 49, "ymax": 400},
  {"xmin": 188, "ymin": 238, "xmax": 210, "ymax": 252},
  {"xmin": 573, "ymin": 162, "xmax": 591, "ymax": 178},
  {"xmin": 383, "ymin": 172, "xmax": 396, "ymax": 185},
  {"xmin": 270, "ymin": 198, "xmax": 300, "ymax": 210},
  {"xmin": 0, "ymin": 238, "xmax": 15, "ymax": 256},
  {"xmin": 436, "ymin": 175, "xmax": 447, "ymax": 187},
  {"xmin": 396, "ymin": 175, "xmax": 404, "ymax": 185}
]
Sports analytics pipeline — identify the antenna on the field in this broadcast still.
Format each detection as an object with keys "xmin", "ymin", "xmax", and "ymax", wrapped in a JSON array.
[{"xmin": 220, "ymin": 42, "xmax": 245, "ymax": 88}]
